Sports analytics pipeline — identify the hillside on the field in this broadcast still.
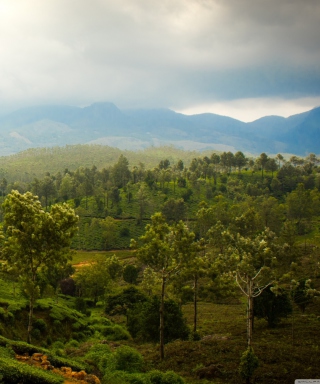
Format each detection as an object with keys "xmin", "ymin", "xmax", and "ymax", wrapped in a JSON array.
[{"xmin": 0, "ymin": 102, "xmax": 319, "ymax": 156}]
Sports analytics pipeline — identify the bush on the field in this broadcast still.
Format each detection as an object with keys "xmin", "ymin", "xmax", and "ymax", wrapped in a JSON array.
[
  {"xmin": 127, "ymin": 296, "xmax": 189, "ymax": 343},
  {"xmin": 85, "ymin": 344, "xmax": 113, "ymax": 375},
  {"xmin": 106, "ymin": 287, "xmax": 148, "ymax": 316},
  {"xmin": 239, "ymin": 347, "xmax": 259, "ymax": 383},
  {"xmin": 254, "ymin": 286, "xmax": 292, "ymax": 327},
  {"xmin": 75, "ymin": 297, "xmax": 87, "ymax": 314},
  {"xmin": 123, "ymin": 265, "xmax": 139, "ymax": 285},
  {"xmin": 101, "ymin": 325, "xmax": 131, "ymax": 341},
  {"xmin": 148, "ymin": 370, "xmax": 185, "ymax": 384},
  {"xmin": 33, "ymin": 318, "xmax": 47, "ymax": 333},
  {"xmin": 114, "ymin": 346, "xmax": 144, "ymax": 373}
]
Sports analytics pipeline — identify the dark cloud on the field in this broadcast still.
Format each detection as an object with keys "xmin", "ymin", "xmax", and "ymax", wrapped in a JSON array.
[{"xmin": 0, "ymin": 0, "xmax": 319, "ymax": 118}]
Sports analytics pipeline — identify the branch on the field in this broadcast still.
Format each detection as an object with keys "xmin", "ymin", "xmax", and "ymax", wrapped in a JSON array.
[
  {"xmin": 235, "ymin": 273, "xmax": 249, "ymax": 297},
  {"xmin": 252, "ymin": 280, "xmax": 274, "ymax": 297}
]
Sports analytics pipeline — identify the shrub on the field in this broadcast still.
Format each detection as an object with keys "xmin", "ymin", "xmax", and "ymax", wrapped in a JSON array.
[
  {"xmin": 120, "ymin": 227, "xmax": 130, "ymax": 237},
  {"xmin": 239, "ymin": 347, "xmax": 259, "ymax": 384},
  {"xmin": 60, "ymin": 278, "xmax": 76, "ymax": 296},
  {"xmin": 85, "ymin": 344, "xmax": 113, "ymax": 374},
  {"xmin": 127, "ymin": 296, "xmax": 189, "ymax": 343},
  {"xmin": 101, "ymin": 325, "xmax": 131, "ymax": 341},
  {"xmin": 105, "ymin": 287, "xmax": 148, "ymax": 316},
  {"xmin": 75, "ymin": 297, "xmax": 87, "ymax": 314},
  {"xmin": 123, "ymin": 265, "xmax": 139, "ymax": 285},
  {"xmin": 148, "ymin": 370, "xmax": 185, "ymax": 384},
  {"xmin": 114, "ymin": 346, "xmax": 144, "ymax": 373},
  {"xmin": 33, "ymin": 318, "xmax": 47, "ymax": 333},
  {"xmin": 31, "ymin": 328, "xmax": 41, "ymax": 340},
  {"xmin": 254, "ymin": 286, "xmax": 292, "ymax": 327}
]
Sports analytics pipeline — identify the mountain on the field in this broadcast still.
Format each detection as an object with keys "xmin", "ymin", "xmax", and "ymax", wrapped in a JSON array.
[{"xmin": 0, "ymin": 102, "xmax": 319, "ymax": 156}]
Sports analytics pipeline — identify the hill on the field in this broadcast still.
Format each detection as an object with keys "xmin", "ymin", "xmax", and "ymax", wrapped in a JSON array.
[{"xmin": 0, "ymin": 102, "xmax": 319, "ymax": 156}]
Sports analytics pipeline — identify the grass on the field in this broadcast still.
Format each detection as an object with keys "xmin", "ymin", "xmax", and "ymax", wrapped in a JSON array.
[
  {"xmin": 72, "ymin": 250, "xmax": 136, "ymax": 267},
  {"xmin": 127, "ymin": 301, "xmax": 320, "ymax": 384}
]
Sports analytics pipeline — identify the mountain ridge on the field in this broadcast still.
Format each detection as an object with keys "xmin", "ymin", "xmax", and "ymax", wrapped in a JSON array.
[{"xmin": 0, "ymin": 102, "xmax": 319, "ymax": 156}]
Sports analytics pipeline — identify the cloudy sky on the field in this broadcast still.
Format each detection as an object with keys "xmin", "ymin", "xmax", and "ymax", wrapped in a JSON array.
[{"xmin": 0, "ymin": 0, "xmax": 320, "ymax": 121}]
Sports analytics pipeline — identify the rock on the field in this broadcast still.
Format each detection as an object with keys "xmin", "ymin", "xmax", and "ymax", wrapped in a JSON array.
[
  {"xmin": 32, "ymin": 353, "xmax": 43, "ymax": 361},
  {"xmin": 72, "ymin": 370, "xmax": 87, "ymax": 380}
]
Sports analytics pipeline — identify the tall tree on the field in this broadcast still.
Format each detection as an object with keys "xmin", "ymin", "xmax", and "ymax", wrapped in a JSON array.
[
  {"xmin": 0, "ymin": 190, "xmax": 78, "ymax": 343},
  {"xmin": 214, "ymin": 228, "xmax": 278, "ymax": 347},
  {"xmin": 256, "ymin": 153, "xmax": 269, "ymax": 179},
  {"xmin": 131, "ymin": 213, "xmax": 196, "ymax": 360},
  {"xmin": 112, "ymin": 155, "xmax": 131, "ymax": 188}
]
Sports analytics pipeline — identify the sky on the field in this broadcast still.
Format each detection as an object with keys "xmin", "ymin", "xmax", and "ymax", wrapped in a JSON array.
[{"xmin": 0, "ymin": 0, "xmax": 320, "ymax": 122}]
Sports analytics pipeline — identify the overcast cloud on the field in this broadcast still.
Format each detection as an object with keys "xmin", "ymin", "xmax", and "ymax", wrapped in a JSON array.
[{"xmin": 0, "ymin": 0, "xmax": 320, "ymax": 121}]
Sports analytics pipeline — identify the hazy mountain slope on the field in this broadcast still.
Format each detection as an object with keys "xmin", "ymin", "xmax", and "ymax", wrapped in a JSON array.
[{"xmin": 0, "ymin": 103, "xmax": 318, "ymax": 156}]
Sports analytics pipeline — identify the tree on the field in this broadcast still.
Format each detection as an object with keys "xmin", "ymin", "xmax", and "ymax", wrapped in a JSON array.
[
  {"xmin": 112, "ymin": 155, "xmax": 131, "ymax": 188},
  {"xmin": 286, "ymin": 183, "xmax": 314, "ymax": 234},
  {"xmin": 254, "ymin": 286, "xmax": 292, "ymax": 327},
  {"xmin": 0, "ymin": 190, "xmax": 78, "ymax": 343},
  {"xmin": 214, "ymin": 228, "xmax": 278, "ymax": 347},
  {"xmin": 136, "ymin": 183, "xmax": 149, "ymax": 224},
  {"xmin": 161, "ymin": 198, "xmax": 186, "ymax": 222},
  {"xmin": 234, "ymin": 151, "xmax": 247, "ymax": 172},
  {"xmin": 256, "ymin": 153, "xmax": 269, "ymax": 178},
  {"xmin": 123, "ymin": 264, "xmax": 139, "ymax": 285},
  {"xmin": 131, "ymin": 213, "xmax": 196, "ymax": 360},
  {"xmin": 291, "ymin": 278, "xmax": 316, "ymax": 313},
  {"xmin": 127, "ymin": 296, "xmax": 189, "ymax": 343},
  {"xmin": 101, "ymin": 216, "xmax": 117, "ymax": 250}
]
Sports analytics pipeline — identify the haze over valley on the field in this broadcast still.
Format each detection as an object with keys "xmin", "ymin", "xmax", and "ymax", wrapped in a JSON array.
[{"xmin": 0, "ymin": 102, "xmax": 319, "ymax": 157}]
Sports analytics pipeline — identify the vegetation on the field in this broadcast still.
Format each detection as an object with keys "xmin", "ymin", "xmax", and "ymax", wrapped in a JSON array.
[{"xmin": 0, "ymin": 145, "xmax": 319, "ymax": 383}]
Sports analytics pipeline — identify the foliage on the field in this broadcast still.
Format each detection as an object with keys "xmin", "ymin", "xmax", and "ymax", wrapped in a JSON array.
[
  {"xmin": 291, "ymin": 278, "xmax": 317, "ymax": 313},
  {"xmin": 105, "ymin": 287, "xmax": 148, "ymax": 316},
  {"xmin": 0, "ymin": 356, "xmax": 64, "ymax": 384},
  {"xmin": 254, "ymin": 286, "xmax": 292, "ymax": 327},
  {"xmin": 123, "ymin": 264, "xmax": 139, "ymax": 285},
  {"xmin": 127, "ymin": 296, "xmax": 189, "ymax": 343},
  {"xmin": 239, "ymin": 347, "xmax": 259, "ymax": 383},
  {"xmin": 100, "ymin": 324, "xmax": 131, "ymax": 341},
  {"xmin": 1, "ymin": 190, "xmax": 78, "ymax": 343},
  {"xmin": 113, "ymin": 346, "xmax": 144, "ymax": 373}
]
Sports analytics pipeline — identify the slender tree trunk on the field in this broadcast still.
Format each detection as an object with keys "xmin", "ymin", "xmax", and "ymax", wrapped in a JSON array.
[
  {"xmin": 160, "ymin": 273, "xmax": 166, "ymax": 361},
  {"xmin": 193, "ymin": 274, "xmax": 198, "ymax": 334},
  {"xmin": 247, "ymin": 280, "xmax": 253, "ymax": 348},
  {"xmin": 27, "ymin": 296, "xmax": 34, "ymax": 344},
  {"xmin": 27, "ymin": 273, "xmax": 37, "ymax": 344}
]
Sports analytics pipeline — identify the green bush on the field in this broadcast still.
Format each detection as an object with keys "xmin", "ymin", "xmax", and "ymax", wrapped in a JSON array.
[
  {"xmin": 123, "ymin": 265, "xmax": 139, "ymax": 285},
  {"xmin": 0, "ymin": 307, "xmax": 5, "ymax": 318},
  {"xmin": 31, "ymin": 328, "xmax": 41, "ymax": 340},
  {"xmin": 148, "ymin": 370, "xmax": 185, "ymax": 384},
  {"xmin": 127, "ymin": 296, "xmax": 189, "ymax": 343},
  {"xmin": 114, "ymin": 346, "xmax": 144, "ymax": 373},
  {"xmin": 239, "ymin": 347, "xmax": 259, "ymax": 383},
  {"xmin": 106, "ymin": 287, "xmax": 148, "ymax": 316},
  {"xmin": 101, "ymin": 325, "xmax": 131, "ymax": 341},
  {"xmin": 85, "ymin": 343, "xmax": 113, "ymax": 374},
  {"xmin": 33, "ymin": 318, "xmax": 47, "ymax": 332}
]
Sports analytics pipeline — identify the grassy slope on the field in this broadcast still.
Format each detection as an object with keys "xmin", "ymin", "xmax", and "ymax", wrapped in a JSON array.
[{"xmin": 0, "ymin": 145, "xmax": 201, "ymax": 183}]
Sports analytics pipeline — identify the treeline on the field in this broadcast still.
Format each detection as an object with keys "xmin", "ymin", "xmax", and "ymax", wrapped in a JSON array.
[
  {"xmin": 0, "ymin": 150, "xmax": 319, "ymax": 250},
  {"xmin": 1, "ymin": 151, "xmax": 319, "ymax": 204}
]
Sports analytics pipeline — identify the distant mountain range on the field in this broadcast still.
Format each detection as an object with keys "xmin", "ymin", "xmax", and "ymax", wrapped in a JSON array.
[{"xmin": 0, "ymin": 102, "xmax": 319, "ymax": 156}]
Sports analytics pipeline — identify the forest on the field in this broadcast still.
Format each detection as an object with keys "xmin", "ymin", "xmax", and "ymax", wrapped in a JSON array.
[{"xmin": 0, "ymin": 144, "xmax": 319, "ymax": 384}]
